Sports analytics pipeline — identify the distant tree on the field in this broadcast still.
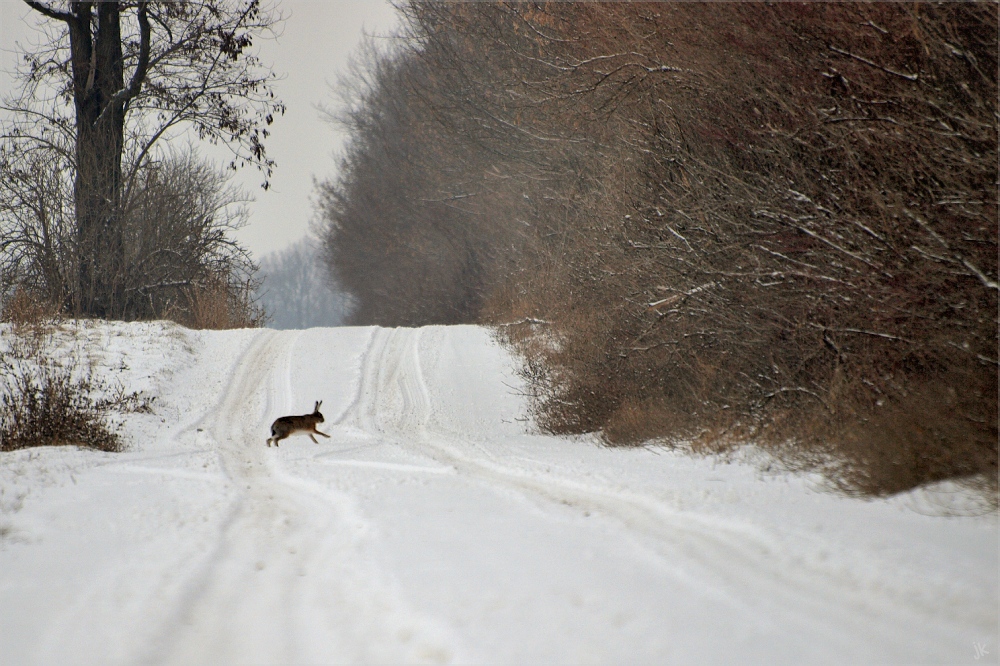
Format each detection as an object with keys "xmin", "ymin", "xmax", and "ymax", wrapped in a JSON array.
[
  {"xmin": 3, "ymin": 0, "xmax": 284, "ymax": 317},
  {"xmin": 258, "ymin": 237, "xmax": 348, "ymax": 330}
]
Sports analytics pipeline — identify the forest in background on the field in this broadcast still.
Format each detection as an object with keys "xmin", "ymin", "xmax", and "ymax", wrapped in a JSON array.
[
  {"xmin": 257, "ymin": 238, "xmax": 348, "ymax": 330},
  {"xmin": 317, "ymin": 2, "xmax": 998, "ymax": 500}
]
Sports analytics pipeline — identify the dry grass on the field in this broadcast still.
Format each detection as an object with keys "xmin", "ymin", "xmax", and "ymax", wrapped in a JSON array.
[
  {"xmin": 175, "ymin": 275, "xmax": 265, "ymax": 330},
  {"xmin": 1, "ymin": 287, "xmax": 57, "ymax": 330}
]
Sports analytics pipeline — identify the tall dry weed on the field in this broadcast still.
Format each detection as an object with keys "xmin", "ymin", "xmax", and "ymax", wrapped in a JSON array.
[{"xmin": 178, "ymin": 275, "xmax": 265, "ymax": 330}]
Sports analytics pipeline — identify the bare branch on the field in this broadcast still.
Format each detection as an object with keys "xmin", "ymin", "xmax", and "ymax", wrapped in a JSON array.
[
  {"xmin": 828, "ymin": 45, "xmax": 919, "ymax": 81},
  {"xmin": 22, "ymin": 0, "xmax": 74, "ymax": 23}
]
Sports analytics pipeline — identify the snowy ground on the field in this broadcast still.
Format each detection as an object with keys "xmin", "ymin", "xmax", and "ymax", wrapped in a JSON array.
[{"xmin": 0, "ymin": 322, "xmax": 996, "ymax": 665}]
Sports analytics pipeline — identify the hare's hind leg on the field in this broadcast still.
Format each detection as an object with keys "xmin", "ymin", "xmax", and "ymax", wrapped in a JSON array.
[{"xmin": 267, "ymin": 430, "xmax": 285, "ymax": 447}]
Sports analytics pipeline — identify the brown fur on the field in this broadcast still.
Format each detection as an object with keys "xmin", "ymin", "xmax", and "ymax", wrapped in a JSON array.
[{"xmin": 266, "ymin": 400, "xmax": 330, "ymax": 447}]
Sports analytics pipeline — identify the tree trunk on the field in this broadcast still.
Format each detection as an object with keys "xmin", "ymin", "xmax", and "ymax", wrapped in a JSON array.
[{"xmin": 67, "ymin": 1, "xmax": 126, "ymax": 316}]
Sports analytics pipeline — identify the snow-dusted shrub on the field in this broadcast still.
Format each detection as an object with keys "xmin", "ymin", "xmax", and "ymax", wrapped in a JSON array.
[
  {"xmin": 0, "ymin": 362, "xmax": 122, "ymax": 453},
  {"xmin": 0, "ymin": 323, "xmax": 152, "ymax": 453}
]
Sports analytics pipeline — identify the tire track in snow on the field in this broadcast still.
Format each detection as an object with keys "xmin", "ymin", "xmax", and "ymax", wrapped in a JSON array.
[
  {"xmin": 341, "ymin": 326, "xmax": 992, "ymax": 661},
  {"xmin": 150, "ymin": 329, "xmax": 460, "ymax": 665}
]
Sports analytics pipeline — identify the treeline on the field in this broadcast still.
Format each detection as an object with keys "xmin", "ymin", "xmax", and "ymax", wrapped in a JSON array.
[{"xmin": 317, "ymin": 3, "xmax": 998, "ymax": 498}]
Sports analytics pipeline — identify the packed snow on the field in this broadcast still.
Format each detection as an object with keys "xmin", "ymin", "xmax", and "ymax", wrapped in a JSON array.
[{"xmin": 1, "ymin": 322, "xmax": 996, "ymax": 664}]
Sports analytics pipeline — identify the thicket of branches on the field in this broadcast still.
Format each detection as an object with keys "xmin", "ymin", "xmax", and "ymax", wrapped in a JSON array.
[
  {"xmin": 1, "ymin": 146, "xmax": 263, "ymax": 326},
  {"xmin": 318, "ymin": 2, "xmax": 998, "ymax": 499}
]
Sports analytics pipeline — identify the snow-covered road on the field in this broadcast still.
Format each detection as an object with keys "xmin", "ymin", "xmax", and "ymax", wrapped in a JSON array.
[{"xmin": 1, "ymin": 323, "xmax": 996, "ymax": 664}]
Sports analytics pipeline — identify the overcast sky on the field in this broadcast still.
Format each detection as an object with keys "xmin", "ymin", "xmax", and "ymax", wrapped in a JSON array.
[{"xmin": 0, "ymin": 0, "xmax": 401, "ymax": 260}]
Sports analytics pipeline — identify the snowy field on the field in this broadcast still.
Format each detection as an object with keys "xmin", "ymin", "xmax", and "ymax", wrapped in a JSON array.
[{"xmin": 1, "ymin": 322, "xmax": 996, "ymax": 665}]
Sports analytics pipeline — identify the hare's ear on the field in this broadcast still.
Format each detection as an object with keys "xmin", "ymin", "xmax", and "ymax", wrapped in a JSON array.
[{"xmin": 315, "ymin": 400, "xmax": 322, "ymax": 412}]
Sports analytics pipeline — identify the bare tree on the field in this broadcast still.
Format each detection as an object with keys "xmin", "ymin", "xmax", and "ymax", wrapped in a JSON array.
[
  {"xmin": 120, "ymin": 149, "xmax": 260, "ymax": 321},
  {"xmin": 4, "ymin": 0, "xmax": 284, "ymax": 317},
  {"xmin": 0, "ymin": 140, "xmax": 76, "ymax": 308}
]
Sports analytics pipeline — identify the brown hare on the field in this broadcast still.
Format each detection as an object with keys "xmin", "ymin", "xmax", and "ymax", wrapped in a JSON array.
[{"xmin": 266, "ymin": 400, "xmax": 330, "ymax": 447}]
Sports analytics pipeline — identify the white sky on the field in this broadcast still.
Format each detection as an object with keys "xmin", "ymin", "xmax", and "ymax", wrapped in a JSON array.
[{"xmin": 0, "ymin": 0, "xmax": 401, "ymax": 260}]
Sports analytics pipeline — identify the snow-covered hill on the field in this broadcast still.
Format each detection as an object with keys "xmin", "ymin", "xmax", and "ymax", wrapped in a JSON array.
[{"xmin": 1, "ymin": 323, "xmax": 996, "ymax": 664}]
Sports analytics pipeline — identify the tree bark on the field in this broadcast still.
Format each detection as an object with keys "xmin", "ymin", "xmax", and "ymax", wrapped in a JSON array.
[
  {"xmin": 25, "ymin": 0, "xmax": 149, "ymax": 316},
  {"xmin": 76, "ymin": 2, "xmax": 123, "ymax": 316}
]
